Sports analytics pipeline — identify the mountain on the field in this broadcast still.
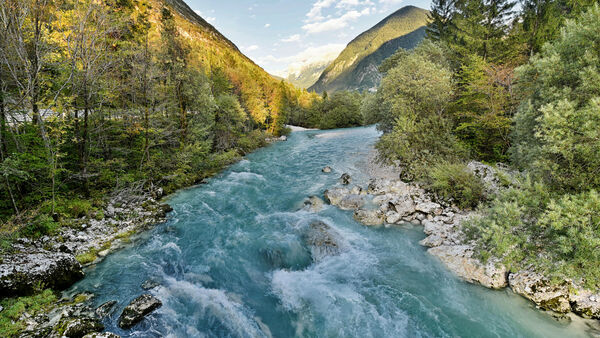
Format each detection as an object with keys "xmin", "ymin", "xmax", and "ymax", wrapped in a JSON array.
[
  {"xmin": 309, "ymin": 6, "xmax": 429, "ymax": 93},
  {"xmin": 151, "ymin": 0, "xmax": 302, "ymax": 125},
  {"xmin": 285, "ymin": 59, "xmax": 334, "ymax": 89}
]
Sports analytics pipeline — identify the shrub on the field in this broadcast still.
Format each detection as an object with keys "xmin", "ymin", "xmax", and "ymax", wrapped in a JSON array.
[
  {"xmin": 464, "ymin": 177, "xmax": 552, "ymax": 267},
  {"xmin": 18, "ymin": 215, "xmax": 60, "ymax": 239},
  {"xmin": 537, "ymin": 190, "xmax": 600, "ymax": 289},
  {"xmin": 427, "ymin": 162, "xmax": 486, "ymax": 209}
]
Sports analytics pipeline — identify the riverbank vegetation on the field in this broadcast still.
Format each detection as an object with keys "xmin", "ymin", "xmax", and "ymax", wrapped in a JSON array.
[
  {"xmin": 369, "ymin": 2, "xmax": 600, "ymax": 289},
  {"xmin": 0, "ymin": 0, "xmax": 322, "ymax": 247}
]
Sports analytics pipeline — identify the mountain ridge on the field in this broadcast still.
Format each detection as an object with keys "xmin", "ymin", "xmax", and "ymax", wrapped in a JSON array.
[{"xmin": 309, "ymin": 5, "xmax": 429, "ymax": 93}]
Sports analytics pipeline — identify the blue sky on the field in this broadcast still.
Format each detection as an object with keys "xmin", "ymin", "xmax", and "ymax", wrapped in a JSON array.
[{"xmin": 188, "ymin": 0, "xmax": 432, "ymax": 77}]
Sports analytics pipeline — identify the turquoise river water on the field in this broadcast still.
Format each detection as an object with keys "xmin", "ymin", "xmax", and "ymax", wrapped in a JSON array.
[{"xmin": 68, "ymin": 126, "xmax": 598, "ymax": 337}]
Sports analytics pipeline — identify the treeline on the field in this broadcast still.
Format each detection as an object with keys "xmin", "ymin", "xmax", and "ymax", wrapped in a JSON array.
[
  {"xmin": 287, "ymin": 91, "xmax": 367, "ymax": 129},
  {"xmin": 0, "ymin": 0, "xmax": 314, "ymax": 237},
  {"xmin": 368, "ymin": 0, "xmax": 600, "ymax": 289}
]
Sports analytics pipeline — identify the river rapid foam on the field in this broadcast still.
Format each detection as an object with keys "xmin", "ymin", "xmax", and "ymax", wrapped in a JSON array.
[{"xmin": 68, "ymin": 127, "xmax": 597, "ymax": 337}]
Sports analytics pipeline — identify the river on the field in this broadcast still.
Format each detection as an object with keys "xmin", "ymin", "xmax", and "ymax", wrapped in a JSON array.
[{"xmin": 68, "ymin": 126, "xmax": 595, "ymax": 337}]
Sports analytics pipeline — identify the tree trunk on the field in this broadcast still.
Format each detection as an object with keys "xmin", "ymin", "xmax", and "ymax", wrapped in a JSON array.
[{"xmin": 0, "ymin": 93, "xmax": 7, "ymax": 156}]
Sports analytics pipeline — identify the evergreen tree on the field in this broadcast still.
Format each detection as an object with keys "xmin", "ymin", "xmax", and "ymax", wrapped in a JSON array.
[{"xmin": 427, "ymin": 0, "xmax": 456, "ymax": 41}]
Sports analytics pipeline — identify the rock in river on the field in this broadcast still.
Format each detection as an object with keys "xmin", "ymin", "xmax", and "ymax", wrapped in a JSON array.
[
  {"xmin": 118, "ymin": 294, "xmax": 162, "ymax": 329},
  {"xmin": 354, "ymin": 209, "xmax": 385, "ymax": 226},
  {"xmin": 304, "ymin": 196, "xmax": 325, "ymax": 212},
  {"xmin": 322, "ymin": 166, "xmax": 332, "ymax": 173},
  {"xmin": 340, "ymin": 173, "xmax": 352, "ymax": 185},
  {"xmin": 0, "ymin": 251, "xmax": 84, "ymax": 297},
  {"xmin": 303, "ymin": 221, "xmax": 342, "ymax": 262},
  {"xmin": 324, "ymin": 188, "xmax": 350, "ymax": 206}
]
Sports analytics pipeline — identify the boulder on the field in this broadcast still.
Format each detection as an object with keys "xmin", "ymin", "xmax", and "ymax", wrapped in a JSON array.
[
  {"xmin": 118, "ymin": 294, "xmax": 162, "ymax": 329},
  {"xmin": 304, "ymin": 196, "xmax": 324, "ymax": 212},
  {"xmin": 83, "ymin": 333, "xmax": 121, "ymax": 338},
  {"xmin": 354, "ymin": 209, "xmax": 385, "ymax": 226},
  {"xmin": 428, "ymin": 245, "xmax": 508, "ymax": 289},
  {"xmin": 340, "ymin": 173, "xmax": 352, "ymax": 185},
  {"xmin": 322, "ymin": 166, "xmax": 332, "ymax": 173},
  {"xmin": 419, "ymin": 235, "xmax": 444, "ymax": 248},
  {"xmin": 415, "ymin": 202, "xmax": 443, "ymax": 215},
  {"xmin": 303, "ymin": 221, "xmax": 342, "ymax": 262},
  {"xmin": 141, "ymin": 280, "xmax": 160, "ymax": 290},
  {"xmin": 385, "ymin": 211, "xmax": 401, "ymax": 224},
  {"xmin": 0, "ymin": 251, "xmax": 84, "ymax": 297},
  {"xmin": 337, "ymin": 195, "xmax": 365, "ymax": 210},
  {"xmin": 60, "ymin": 317, "xmax": 104, "ymax": 338},
  {"xmin": 96, "ymin": 300, "xmax": 117, "ymax": 318},
  {"xmin": 389, "ymin": 196, "xmax": 416, "ymax": 217},
  {"xmin": 509, "ymin": 271, "xmax": 571, "ymax": 313},
  {"xmin": 367, "ymin": 179, "xmax": 391, "ymax": 195},
  {"xmin": 324, "ymin": 188, "xmax": 350, "ymax": 206},
  {"xmin": 570, "ymin": 289, "xmax": 600, "ymax": 319}
]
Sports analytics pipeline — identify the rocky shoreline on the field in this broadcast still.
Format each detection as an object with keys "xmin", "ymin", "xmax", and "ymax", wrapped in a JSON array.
[
  {"xmin": 322, "ymin": 155, "xmax": 600, "ymax": 323},
  {"xmin": 0, "ymin": 186, "xmax": 171, "ymax": 337}
]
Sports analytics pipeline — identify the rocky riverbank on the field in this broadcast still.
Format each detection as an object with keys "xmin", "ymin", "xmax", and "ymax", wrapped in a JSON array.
[
  {"xmin": 0, "ymin": 186, "xmax": 171, "ymax": 336},
  {"xmin": 321, "ymin": 153, "xmax": 600, "ymax": 322}
]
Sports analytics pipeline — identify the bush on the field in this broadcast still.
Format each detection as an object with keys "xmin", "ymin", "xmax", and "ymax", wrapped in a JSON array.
[
  {"xmin": 18, "ymin": 215, "xmax": 60, "ymax": 239},
  {"xmin": 427, "ymin": 162, "xmax": 486, "ymax": 209},
  {"xmin": 537, "ymin": 190, "xmax": 600, "ymax": 289},
  {"xmin": 464, "ymin": 177, "xmax": 552, "ymax": 266},
  {"xmin": 376, "ymin": 114, "xmax": 467, "ymax": 180}
]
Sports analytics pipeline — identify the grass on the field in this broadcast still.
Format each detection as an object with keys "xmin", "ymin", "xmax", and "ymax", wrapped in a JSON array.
[{"xmin": 0, "ymin": 289, "xmax": 57, "ymax": 337}]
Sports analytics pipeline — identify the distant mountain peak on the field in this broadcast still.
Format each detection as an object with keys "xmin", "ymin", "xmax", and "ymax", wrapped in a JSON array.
[{"xmin": 309, "ymin": 5, "xmax": 429, "ymax": 93}]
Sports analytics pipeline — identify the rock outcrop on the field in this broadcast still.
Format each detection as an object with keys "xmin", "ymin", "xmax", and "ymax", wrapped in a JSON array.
[
  {"xmin": 0, "ymin": 251, "xmax": 84, "ymax": 297},
  {"xmin": 118, "ymin": 294, "xmax": 163, "ymax": 329},
  {"xmin": 428, "ymin": 245, "xmax": 508, "ymax": 289}
]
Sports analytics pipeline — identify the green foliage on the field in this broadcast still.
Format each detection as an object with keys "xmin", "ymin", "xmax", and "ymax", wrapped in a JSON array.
[
  {"xmin": 316, "ymin": 92, "xmax": 364, "ymax": 129},
  {"xmin": 512, "ymin": 4, "xmax": 600, "ymax": 191},
  {"xmin": 427, "ymin": 162, "xmax": 486, "ymax": 208},
  {"xmin": 374, "ymin": 41, "xmax": 467, "ymax": 179},
  {"xmin": 75, "ymin": 248, "xmax": 98, "ymax": 265},
  {"xmin": 466, "ymin": 179, "xmax": 600, "ymax": 289},
  {"xmin": 18, "ymin": 215, "xmax": 60, "ymax": 239},
  {"xmin": 537, "ymin": 190, "xmax": 600, "ymax": 288},
  {"xmin": 0, "ymin": 289, "xmax": 57, "ymax": 337},
  {"xmin": 464, "ymin": 177, "xmax": 552, "ymax": 267},
  {"xmin": 453, "ymin": 56, "xmax": 515, "ymax": 162}
]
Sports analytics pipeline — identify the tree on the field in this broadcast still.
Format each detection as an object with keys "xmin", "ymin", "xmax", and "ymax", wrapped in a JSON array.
[
  {"xmin": 447, "ymin": 0, "xmax": 517, "ymax": 62},
  {"xmin": 428, "ymin": 0, "xmax": 457, "ymax": 41},
  {"xmin": 65, "ymin": 0, "xmax": 117, "ymax": 195},
  {"xmin": 453, "ymin": 56, "xmax": 516, "ymax": 162},
  {"xmin": 160, "ymin": 6, "xmax": 191, "ymax": 148},
  {"xmin": 213, "ymin": 94, "xmax": 247, "ymax": 152},
  {"xmin": 374, "ymin": 41, "xmax": 466, "ymax": 179},
  {"xmin": 511, "ymin": 4, "xmax": 600, "ymax": 191}
]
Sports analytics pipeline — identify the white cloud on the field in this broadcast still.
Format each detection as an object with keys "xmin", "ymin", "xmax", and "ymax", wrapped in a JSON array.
[
  {"xmin": 306, "ymin": 0, "xmax": 375, "ymax": 22},
  {"xmin": 195, "ymin": 10, "xmax": 216, "ymax": 24},
  {"xmin": 378, "ymin": 0, "xmax": 404, "ymax": 11},
  {"xmin": 264, "ymin": 23, "xmax": 271, "ymax": 28},
  {"xmin": 281, "ymin": 34, "xmax": 301, "ymax": 43},
  {"xmin": 302, "ymin": 7, "xmax": 371, "ymax": 34},
  {"xmin": 261, "ymin": 44, "xmax": 345, "ymax": 77},
  {"xmin": 243, "ymin": 45, "xmax": 259, "ymax": 52}
]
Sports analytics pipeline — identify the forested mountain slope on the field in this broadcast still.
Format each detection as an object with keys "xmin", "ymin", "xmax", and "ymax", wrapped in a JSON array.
[{"xmin": 309, "ymin": 6, "xmax": 429, "ymax": 93}]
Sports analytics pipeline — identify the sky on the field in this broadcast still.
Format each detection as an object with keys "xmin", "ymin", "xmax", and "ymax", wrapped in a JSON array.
[{"xmin": 188, "ymin": 0, "xmax": 432, "ymax": 77}]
